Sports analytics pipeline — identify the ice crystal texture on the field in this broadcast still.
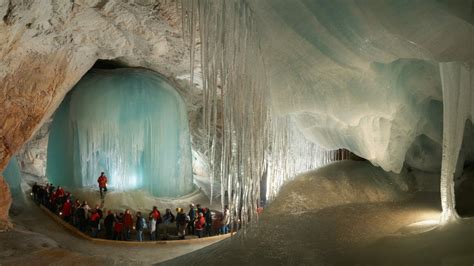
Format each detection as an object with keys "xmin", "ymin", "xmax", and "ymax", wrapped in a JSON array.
[
  {"xmin": 47, "ymin": 69, "xmax": 193, "ymax": 197},
  {"xmin": 180, "ymin": 0, "xmax": 474, "ymax": 222}
]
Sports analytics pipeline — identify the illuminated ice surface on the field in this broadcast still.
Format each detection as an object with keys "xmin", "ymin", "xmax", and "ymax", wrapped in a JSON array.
[
  {"xmin": 2, "ymin": 157, "xmax": 22, "ymax": 196},
  {"xmin": 47, "ymin": 69, "xmax": 193, "ymax": 197},
  {"xmin": 180, "ymin": 0, "xmax": 474, "ymax": 223}
]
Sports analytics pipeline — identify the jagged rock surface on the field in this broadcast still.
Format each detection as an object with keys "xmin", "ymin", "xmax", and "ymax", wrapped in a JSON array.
[{"xmin": 0, "ymin": 0, "xmax": 192, "ymax": 230}]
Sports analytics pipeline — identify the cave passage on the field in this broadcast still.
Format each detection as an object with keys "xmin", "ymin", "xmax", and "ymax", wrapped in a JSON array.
[{"xmin": 46, "ymin": 68, "xmax": 194, "ymax": 197}]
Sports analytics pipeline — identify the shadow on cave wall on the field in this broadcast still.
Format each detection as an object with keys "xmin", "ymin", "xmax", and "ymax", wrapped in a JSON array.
[{"xmin": 455, "ymin": 120, "xmax": 474, "ymax": 217}]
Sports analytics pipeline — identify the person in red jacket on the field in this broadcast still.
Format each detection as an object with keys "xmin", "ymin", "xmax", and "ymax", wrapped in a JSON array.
[
  {"xmin": 123, "ymin": 209, "xmax": 133, "ymax": 240},
  {"xmin": 149, "ymin": 206, "xmax": 161, "ymax": 240},
  {"xmin": 97, "ymin": 172, "xmax": 108, "ymax": 198},
  {"xmin": 90, "ymin": 209, "xmax": 101, "ymax": 238},
  {"xmin": 114, "ymin": 213, "xmax": 124, "ymax": 240},
  {"xmin": 61, "ymin": 198, "xmax": 72, "ymax": 223},
  {"xmin": 194, "ymin": 212, "xmax": 206, "ymax": 238}
]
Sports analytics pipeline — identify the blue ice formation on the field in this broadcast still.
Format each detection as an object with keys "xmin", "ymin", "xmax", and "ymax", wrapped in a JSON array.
[
  {"xmin": 47, "ymin": 69, "xmax": 194, "ymax": 197},
  {"xmin": 2, "ymin": 156, "xmax": 22, "ymax": 195}
]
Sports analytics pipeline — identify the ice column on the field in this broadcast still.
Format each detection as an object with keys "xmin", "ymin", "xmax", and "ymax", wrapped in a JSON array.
[
  {"xmin": 47, "ymin": 69, "xmax": 193, "ymax": 197},
  {"xmin": 439, "ymin": 62, "xmax": 473, "ymax": 223}
]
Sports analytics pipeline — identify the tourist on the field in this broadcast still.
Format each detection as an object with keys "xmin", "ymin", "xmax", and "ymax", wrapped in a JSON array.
[
  {"xmin": 72, "ymin": 199, "xmax": 81, "ymax": 226},
  {"xmin": 135, "ymin": 212, "xmax": 146, "ymax": 242},
  {"xmin": 32, "ymin": 182, "xmax": 39, "ymax": 202},
  {"xmin": 55, "ymin": 186, "xmax": 65, "ymax": 205},
  {"xmin": 176, "ymin": 208, "xmax": 188, "ymax": 239},
  {"xmin": 82, "ymin": 201, "xmax": 91, "ymax": 219},
  {"xmin": 32, "ymin": 182, "xmax": 240, "ymax": 242},
  {"xmin": 204, "ymin": 208, "xmax": 212, "ymax": 236},
  {"xmin": 113, "ymin": 213, "xmax": 124, "ymax": 241},
  {"xmin": 123, "ymin": 209, "xmax": 133, "ymax": 240},
  {"xmin": 61, "ymin": 198, "xmax": 72, "ymax": 223},
  {"xmin": 95, "ymin": 204, "xmax": 103, "ymax": 219},
  {"xmin": 195, "ymin": 212, "xmax": 205, "ymax": 238},
  {"xmin": 90, "ymin": 209, "xmax": 101, "ymax": 238},
  {"xmin": 76, "ymin": 203, "xmax": 87, "ymax": 232},
  {"xmin": 97, "ymin": 172, "xmax": 108, "ymax": 198},
  {"xmin": 161, "ymin": 208, "xmax": 175, "ymax": 239},
  {"xmin": 104, "ymin": 210, "xmax": 115, "ymax": 240},
  {"xmin": 196, "ymin": 203, "xmax": 203, "ymax": 215},
  {"xmin": 220, "ymin": 205, "xmax": 230, "ymax": 234},
  {"xmin": 149, "ymin": 215, "xmax": 157, "ymax": 241},
  {"xmin": 187, "ymin": 204, "xmax": 196, "ymax": 235},
  {"xmin": 149, "ymin": 206, "xmax": 161, "ymax": 239}
]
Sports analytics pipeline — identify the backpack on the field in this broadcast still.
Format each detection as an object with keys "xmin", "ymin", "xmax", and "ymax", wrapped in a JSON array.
[{"xmin": 141, "ymin": 217, "xmax": 148, "ymax": 229}]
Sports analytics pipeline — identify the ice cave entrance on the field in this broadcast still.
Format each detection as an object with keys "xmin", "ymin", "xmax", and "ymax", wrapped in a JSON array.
[{"xmin": 46, "ymin": 68, "xmax": 194, "ymax": 197}]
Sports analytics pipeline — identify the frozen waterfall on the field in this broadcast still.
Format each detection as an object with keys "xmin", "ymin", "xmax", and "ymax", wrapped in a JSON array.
[
  {"xmin": 47, "ymin": 69, "xmax": 194, "ymax": 197},
  {"xmin": 180, "ymin": 0, "xmax": 339, "ymax": 225},
  {"xmin": 179, "ymin": 0, "xmax": 474, "ymax": 225}
]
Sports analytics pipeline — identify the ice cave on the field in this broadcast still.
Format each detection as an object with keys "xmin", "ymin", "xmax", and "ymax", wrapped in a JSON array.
[
  {"xmin": 47, "ymin": 68, "xmax": 194, "ymax": 197},
  {"xmin": 1, "ymin": 0, "xmax": 474, "ymax": 265}
]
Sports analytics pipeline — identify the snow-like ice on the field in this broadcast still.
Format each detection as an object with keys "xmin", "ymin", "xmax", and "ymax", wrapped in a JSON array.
[
  {"xmin": 46, "ymin": 69, "xmax": 193, "ymax": 197},
  {"xmin": 180, "ymin": 0, "xmax": 474, "ymax": 223}
]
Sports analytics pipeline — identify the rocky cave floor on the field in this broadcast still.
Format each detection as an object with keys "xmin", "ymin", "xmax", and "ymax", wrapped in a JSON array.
[
  {"xmin": 0, "ymin": 197, "xmax": 224, "ymax": 266},
  {"xmin": 163, "ymin": 192, "xmax": 451, "ymax": 266},
  {"xmin": 3, "ymin": 162, "xmax": 474, "ymax": 265}
]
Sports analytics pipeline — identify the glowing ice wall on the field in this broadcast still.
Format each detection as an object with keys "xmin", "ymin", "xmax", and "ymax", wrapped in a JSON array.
[
  {"xmin": 2, "ymin": 157, "xmax": 22, "ymax": 196},
  {"xmin": 439, "ymin": 62, "xmax": 473, "ymax": 223},
  {"xmin": 47, "ymin": 69, "xmax": 193, "ymax": 197}
]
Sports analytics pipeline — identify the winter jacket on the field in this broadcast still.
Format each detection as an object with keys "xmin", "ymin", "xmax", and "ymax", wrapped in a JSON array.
[
  {"xmin": 195, "ymin": 216, "xmax": 205, "ymax": 231},
  {"xmin": 150, "ymin": 210, "xmax": 161, "ymax": 222},
  {"xmin": 176, "ymin": 213, "xmax": 187, "ymax": 226},
  {"xmin": 61, "ymin": 201, "xmax": 72, "ymax": 217},
  {"xmin": 123, "ymin": 213, "xmax": 133, "ymax": 227},
  {"xmin": 104, "ymin": 214, "xmax": 115, "ymax": 228},
  {"xmin": 97, "ymin": 175, "xmax": 107, "ymax": 188}
]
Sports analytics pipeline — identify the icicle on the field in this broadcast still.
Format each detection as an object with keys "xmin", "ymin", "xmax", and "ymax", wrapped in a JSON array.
[
  {"xmin": 438, "ymin": 62, "xmax": 473, "ymax": 223},
  {"xmin": 180, "ymin": 0, "xmax": 340, "ymax": 226}
]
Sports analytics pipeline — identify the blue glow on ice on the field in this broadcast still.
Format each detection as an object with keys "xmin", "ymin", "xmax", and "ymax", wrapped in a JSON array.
[
  {"xmin": 2, "ymin": 156, "xmax": 22, "ymax": 195},
  {"xmin": 47, "ymin": 69, "xmax": 194, "ymax": 197}
]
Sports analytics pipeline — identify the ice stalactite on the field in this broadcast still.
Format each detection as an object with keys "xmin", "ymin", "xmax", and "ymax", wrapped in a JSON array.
[
  {"xmin": 439, "ymin": 62, "xmax": 473, "ymax": 223},
  {"xmin": 265, "ymin": 117, "xmax": 338, "ymax": 202},
  {"xmin": 47, "ymin": 69, "xmax": 193, "ymax": 197},
  {"xmin": 180, "ymin": 0, "xmax": 340, "ymax": 225}
]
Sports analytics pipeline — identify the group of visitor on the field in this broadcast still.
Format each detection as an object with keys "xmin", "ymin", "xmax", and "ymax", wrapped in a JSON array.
[{"xmin": 31, "ymin": 182, "xmax": 233, "ymax": 242}]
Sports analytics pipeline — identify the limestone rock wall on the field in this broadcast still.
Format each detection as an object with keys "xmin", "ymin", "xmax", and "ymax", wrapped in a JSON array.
[
  {"xmin": 0, "ymin": 0, "xmax": 192, "ymax": 230},
  {"xmin": 0, "ymin": 176, "xmax": 11, "ymax": 231},
  {"xmin": 16, "ymin": 119, "xmax": 51, "ymax": 178}
]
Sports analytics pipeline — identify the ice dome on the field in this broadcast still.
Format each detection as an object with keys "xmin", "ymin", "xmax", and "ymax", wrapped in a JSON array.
[{"xmin": 46, "ymin": 69, "xmax": 194, "ymax": 197}]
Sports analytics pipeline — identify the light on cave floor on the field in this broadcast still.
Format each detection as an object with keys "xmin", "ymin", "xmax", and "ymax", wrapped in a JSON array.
[
  {"xmin": 398, "ymin": 211, "xmax": 441, "ymax": 235},
  {"xmin": 407, "ymin": 219, "xmax": 439, "ymax": 228}
]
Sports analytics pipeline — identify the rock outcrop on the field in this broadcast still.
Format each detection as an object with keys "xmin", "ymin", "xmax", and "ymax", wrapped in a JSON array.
[
  {"xmin": 0, "ymin": 0, "xmax": 191, "ymax": 230},
  {"xmin": 0, "ymin": 176, "xmax": 11, "ymax": 231}
]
